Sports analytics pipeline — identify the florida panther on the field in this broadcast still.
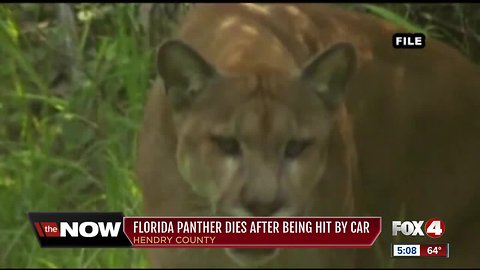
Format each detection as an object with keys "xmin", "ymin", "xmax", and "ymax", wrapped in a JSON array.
[{"xmin": 135, "ymin": 3, "xmax": 480, "ymax": 268}]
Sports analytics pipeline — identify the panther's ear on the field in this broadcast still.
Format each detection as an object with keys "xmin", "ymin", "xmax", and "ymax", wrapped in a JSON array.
[
  {"xmin": 301, "ymin": 43, "xmax": 356, "ymax": 109},
  {"xmin": 157, "ymin": 39, "xmax": 217, "ymax": 111}
]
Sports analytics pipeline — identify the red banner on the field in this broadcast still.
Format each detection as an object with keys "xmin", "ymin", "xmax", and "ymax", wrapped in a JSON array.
[
  {"xmin": 123, "ymin": 217, "xmax": 381, "ymax": 248},
  {"xmin": 420, "ymin": 244, "xmax": 449, "ymax": 257}
]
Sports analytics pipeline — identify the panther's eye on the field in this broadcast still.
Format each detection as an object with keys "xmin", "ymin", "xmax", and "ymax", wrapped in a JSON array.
[
  {"xmin": 211, "ymin": 136, "xmax": 241, "ymax": 156},
  {"xmin": 284, "ymin": 139, "xmax": 313, "ymax": 159}
]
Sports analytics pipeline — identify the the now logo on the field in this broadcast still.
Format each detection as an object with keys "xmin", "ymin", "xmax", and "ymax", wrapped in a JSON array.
[
  {"xmin": 392, "ymin": 218, "xmax": 445, "ymax": 238},
  {"xmin": 28, "ymin": 212, "xmax": 131, "ymax": 247},
  {"xmin": 33, "ymin": 221, "xmax": 122, "ymax": 238},
  {"xmin": 61, "ymin": 222, "xmax": 121, "ymax": 237}
]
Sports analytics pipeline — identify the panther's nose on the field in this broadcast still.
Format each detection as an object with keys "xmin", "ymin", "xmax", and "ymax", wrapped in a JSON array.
[{"xmin": 240, "ymin": 186, "xmax": 285, "ymax": 216}]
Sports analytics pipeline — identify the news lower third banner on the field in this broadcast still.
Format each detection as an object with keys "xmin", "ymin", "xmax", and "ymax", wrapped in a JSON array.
[{"xmin": 28, "ymin": 212, "xmax": 382, "ymax": 248}]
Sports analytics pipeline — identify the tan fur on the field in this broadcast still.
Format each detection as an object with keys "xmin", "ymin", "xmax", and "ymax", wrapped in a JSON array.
[{"xmin": 135, "ymin": 4, "xmax": 480, "ymax": 268}]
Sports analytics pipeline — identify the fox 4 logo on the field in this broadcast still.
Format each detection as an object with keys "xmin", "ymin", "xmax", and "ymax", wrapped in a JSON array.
[{"xmin": 392, "ymin": 218, "xmax": 445, "ymax": 238}]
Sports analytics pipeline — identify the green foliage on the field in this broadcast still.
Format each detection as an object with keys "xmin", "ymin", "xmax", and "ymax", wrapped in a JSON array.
[
  {"xmin": 362, "ymin": 3, "xmax": 480, "ymax": 63},
  {"xmin": 360, "ymin": 4, "xmax": 429, "ymax": 35},
  {"xmin": 0, "ymin": 4, "xmax": 163, "ymax": 268}
]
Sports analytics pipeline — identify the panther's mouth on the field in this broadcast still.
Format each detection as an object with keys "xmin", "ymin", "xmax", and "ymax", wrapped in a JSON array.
[{"xmin": 225, "ymin": 248, "xmax": 279, "ymax": 267}]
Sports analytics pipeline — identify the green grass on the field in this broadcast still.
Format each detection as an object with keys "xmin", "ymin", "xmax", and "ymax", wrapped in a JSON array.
[
  {"xmin": 0, "ymin": 4, "xmax": 153, "ymax": 268},
  {"xmin": 360, "ymin": 4, "xmax": 429, "ymax": 35}
]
